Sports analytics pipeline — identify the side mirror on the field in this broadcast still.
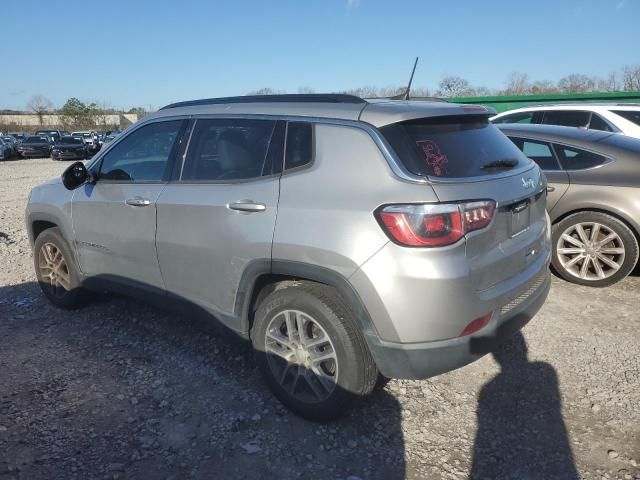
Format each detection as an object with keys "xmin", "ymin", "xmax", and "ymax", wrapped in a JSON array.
[{"xmin": 62, "ymin": 161, "xmax": 90, "ymax": 190}]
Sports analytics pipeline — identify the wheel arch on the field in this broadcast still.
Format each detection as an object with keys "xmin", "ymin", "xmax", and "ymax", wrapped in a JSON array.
[
  {"xmin": 27, "ymin": 213, "xmax": 61, "ymax": 246},
  {"xmin": 551, "ymin": 206, "xmax": 640, "ymax": 251},
  {"xmin": 236, "ymin": 260, "xmax": 378, "ymax": 339}
]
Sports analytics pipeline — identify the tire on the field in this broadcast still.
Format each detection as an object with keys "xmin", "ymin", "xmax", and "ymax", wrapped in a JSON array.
[
  {"xmin": 551, "ymin": 211, "xmax": 639, "ymax": 287},
  {"xmin": 251, "ymin": 281, "xmax": 378, "ymax": 421},
  {"xmin": 33, "ymin": 227, "xmax": 86, "ymax": 308}
]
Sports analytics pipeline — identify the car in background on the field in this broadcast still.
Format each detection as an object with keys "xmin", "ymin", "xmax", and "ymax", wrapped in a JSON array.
[
  {"xmin": 35, "ymin": 129, "xmax": 62, "ymax": 144},
  {"xmin": 17, "ymin": 136, "xmax": 52, "ymax": 158},
  {"xmin": 491, "ymin": 104, "xmax": 640, "ymax": 138},
  {"xmin": 51, "ymin": 136, "xmax": 90, "ymax": 161},
  {"xmin": 8, "ymin": 132, "xmax": 30, "ymax": 143},
  {"xmin": 103, "ymin": 131, "xmax": 121, "ymax": 144},
  {"xmin": 71, "ymin": 130, "xmax": 99, "ymax": 153},
  {"xmin": 498, "ymin": 123, "xmax": 640, "ymax": 287},
  {"xmin": 1, "ymin": 136, "xmax": 19, "ymax": 156},
  {"xmin": 0, "ymin": 138, "xmax": 12, "ymax": 160}
]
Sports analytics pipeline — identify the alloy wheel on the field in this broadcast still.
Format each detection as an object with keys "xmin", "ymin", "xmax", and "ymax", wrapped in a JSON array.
[
  {"xmin": 264, "ymin": 309, "xmax": 338, "ymax": 403},
  {"xmin": 556, "ymin": 222, "xmax": 625, "ymax": 281},
  {"xmin": 38, "ymin": 242, "xmax": 71, "ymax": 298}
]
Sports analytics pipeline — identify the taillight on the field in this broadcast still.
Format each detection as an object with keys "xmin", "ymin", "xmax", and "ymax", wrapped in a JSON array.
[{"xmin": 376, "ymin": 200, "xmax": 495, "ymax": 247}]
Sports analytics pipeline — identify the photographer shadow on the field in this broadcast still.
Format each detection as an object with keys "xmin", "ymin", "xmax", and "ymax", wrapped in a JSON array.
[{"xmin": 470, "ymin": 332, "xmax": 579, "ymax": 479}]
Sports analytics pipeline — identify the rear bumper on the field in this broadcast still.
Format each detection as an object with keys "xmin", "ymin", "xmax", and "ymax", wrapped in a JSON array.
[
  {"xmin": 19, "ymin": 151, "xmax": 49, "ymax": 157},
  {"xmin": 365, "ymin": 268, "xmax": 550, "ymax": 379},
  {"xmin": 52, "ymin": 151, "xmax": 85, "ymax": 159}
]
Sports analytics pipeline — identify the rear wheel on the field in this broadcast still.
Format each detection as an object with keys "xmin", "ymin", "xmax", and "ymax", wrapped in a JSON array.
[
  {"xmin": 551, "ymin": 211, "xmax": 638, "ymax": 287},
  {"xmin": 251, "ymin": 282, "xmax": 378, "ymax": 421},
  {"xmin": 34, "ymin": 227, "xmax": 85, "ymax": 308}
]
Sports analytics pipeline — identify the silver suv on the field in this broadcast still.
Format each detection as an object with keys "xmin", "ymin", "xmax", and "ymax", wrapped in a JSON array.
[{"xmin": 26, "ymin": 94, "xmax": 551, "ymax": 420}]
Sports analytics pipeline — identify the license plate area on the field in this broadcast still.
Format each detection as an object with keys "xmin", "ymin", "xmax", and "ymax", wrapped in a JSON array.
[{"xmin": 510, "ymin": 200, "xmax": 530, "ymax": 237}]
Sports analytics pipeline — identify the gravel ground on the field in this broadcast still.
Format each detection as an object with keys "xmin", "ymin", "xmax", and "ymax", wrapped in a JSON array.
[{"xmin": 1, "ymin": 157, "xmax": 639, "ymax": 480}]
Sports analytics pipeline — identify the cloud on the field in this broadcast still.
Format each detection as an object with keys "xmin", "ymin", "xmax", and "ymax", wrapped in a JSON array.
[{"xmin": 346, "ymin": 0, "xmax": 360, "ymax": 9}]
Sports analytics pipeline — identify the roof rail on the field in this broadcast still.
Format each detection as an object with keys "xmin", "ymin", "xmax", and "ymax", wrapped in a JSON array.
[{"xmin": 160, "ymin": 94, "xmax": 366, "ymax": 110}]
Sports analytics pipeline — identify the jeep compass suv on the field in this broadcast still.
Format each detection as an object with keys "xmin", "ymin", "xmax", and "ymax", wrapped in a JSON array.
[{"xmin": 26, "ymin": 94, "xmax": 551, "ymax": 420}]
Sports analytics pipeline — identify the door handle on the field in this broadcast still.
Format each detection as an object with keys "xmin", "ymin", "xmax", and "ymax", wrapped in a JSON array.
[
  {"xmin": 125, "ymin": 197, "xmax": 151, "ymax": 207},
  {"xmin": 546, "ymin": 186, "xmax": 555, "ymax": 193},
  {"xmin": 228, "ymin": 201, "xmax": 266, "ymax": 213}
]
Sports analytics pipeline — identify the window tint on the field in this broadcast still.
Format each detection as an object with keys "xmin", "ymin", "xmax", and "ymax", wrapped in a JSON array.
[
  {"xmin": 59, "ymin": 137, "xmax": 82, "ymax": 145},
  {"xmin": 611, "ymin": 110, "xmax": 640, "ymax": 126},
  {"xmin": 555, "ymin": 145, "xmax": 608, "ymax": 170},
  {"xmin": 492, "ymin": 112, "xmax": 535, "ymax": 124},
  {"xmin": 509, "ymin": 137, "xmax": 560, "ymax": 171},
  {"xmin": 285, "ymin": 122, "xmax": 313, "ymax": 170},
  {"xmin": 541, "ymin": 110, "xmax": 590, "ymax": 128},
  {"xmin": 588, "ymin": 114, "xmax": 612, "ymax": 132},
  {"xmin": 380, "ymin": 116, "xmax": 530, "ymax": 178},
  {"xmin": 181, "ymin": 119, "xmax": 276, "ymax": 181},
  {"xmin": 99, "ymin": 120, "xmax": 182, "ymax": 182}
]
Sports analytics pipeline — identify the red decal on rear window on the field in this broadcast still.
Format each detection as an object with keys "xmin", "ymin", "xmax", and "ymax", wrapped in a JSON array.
[{"xmin": 416, "ymin": 140, "xmax": 448, "ymax": 176}]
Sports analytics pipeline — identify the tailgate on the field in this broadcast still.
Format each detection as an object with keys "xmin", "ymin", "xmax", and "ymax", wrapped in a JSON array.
[{"xmin": 432, "ymin": 164, "xmax": 547, "ymax": 291}]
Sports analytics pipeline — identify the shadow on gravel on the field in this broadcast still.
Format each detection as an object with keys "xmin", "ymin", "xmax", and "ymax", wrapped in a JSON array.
[
  {"xmin": 0, "ymin": 281, "xmax": 405, "ymax": 479},
  {"xmin": 470, "ymin": 332, "xmax": 579, "ymax": 480}
]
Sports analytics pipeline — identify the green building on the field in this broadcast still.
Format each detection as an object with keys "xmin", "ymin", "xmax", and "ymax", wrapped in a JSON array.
[{"xmin": 448, "ymin": 91, "xmax": 640, "ymax": 113}]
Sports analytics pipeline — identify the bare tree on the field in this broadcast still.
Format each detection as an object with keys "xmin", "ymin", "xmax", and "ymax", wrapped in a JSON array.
[
  {"xmin": 529, "ymin": 80, "xmax": 558, "ymax": 94},
  {"xmin": 26, "ymin": 95, "xmax": 54, "ymax": 125},
  {"xmin": 622, "ymin": 65, "xmax": 640, "ymax": 91},
  {"xmin": 436, "ymin": 76, "xmax": 476, "ymax": 97},
  {"xmin": 297, "ymin": 86, "xmax": 315, "ymax": 94},
  {"xmin": 557, "ymin": 74, "xmax": 595, "ymax": 93},
  {"xmin": 88, "ymin": 100, "xmax": 115, "ymax": 128},
  {"xmin": 247, "ymin": 88, "xmax": 286, "ymax": 95},
  {"xmin": 409, "ymin": 87, "xmax": 433, "ymax": 98},
  {"xmin": 474, "ymin": 86, "xmax": 495, "ymax": 97},
  {"xmin": 597, "ymin": 72, "xmax": 620, "ymax": 92},
  {"xmin": 504, "ymin": 72, "xmax": 530, "ymax": 95}
]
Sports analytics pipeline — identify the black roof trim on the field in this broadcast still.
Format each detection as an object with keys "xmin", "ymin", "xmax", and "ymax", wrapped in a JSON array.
[{"xmin": 160, "ymin": 94, "xmax": 366, "ymax": 110}]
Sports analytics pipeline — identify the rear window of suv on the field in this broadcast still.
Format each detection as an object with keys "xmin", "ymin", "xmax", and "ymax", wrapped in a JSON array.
[{"xmin": 380, "ymin": 116, "xmax": 530, "ymax": 178}]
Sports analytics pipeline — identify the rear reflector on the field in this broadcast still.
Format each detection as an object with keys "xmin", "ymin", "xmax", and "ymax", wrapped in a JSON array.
[
  {"xmin": 459, "ymin": 312, "xmax": 492, "ymax": 337},
  {"xmin": 376, "ymin": 200, "xmax": 495, "ymax": 247}
]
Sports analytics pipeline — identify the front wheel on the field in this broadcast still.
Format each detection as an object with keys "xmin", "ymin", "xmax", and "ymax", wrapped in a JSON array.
[
  {"xmin": 251, "ymin": 282, "xmax": 378, "ymax": 421},
  {"xmin": 551, "ymin": 212, "xmax": 639, "ymax": 287},
  {"xmin": 34, "ymin": 227, "xmax": 85, "ymax": 308}
]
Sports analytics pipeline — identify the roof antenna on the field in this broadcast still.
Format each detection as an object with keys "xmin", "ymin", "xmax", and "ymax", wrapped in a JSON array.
[{"xmin": 402, "ymin": 57, "xmax": 419, "ymax": 100}]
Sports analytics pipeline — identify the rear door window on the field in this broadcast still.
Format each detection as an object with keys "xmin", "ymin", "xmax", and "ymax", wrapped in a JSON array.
[
  {"xmin": 380, "ymin": 116, "xmax": 530, "ymax": 178},
  {"xmin": 555, "ymin": 144, "xmax": 608, "ymax": 170},
  {"xmin": 492, "ymin": 111, "xmax": 535, "ymax": 124},
  {"xmin": 541, "ymin": 110, "xmax": 590, "ymax": 128},
  {"xmin": 509, "ymin": 137, "xmax": 561, "ymax": 171},
  {"xmin": 611, "ymin": 110, "xmax": 640, "ymax": 126}
]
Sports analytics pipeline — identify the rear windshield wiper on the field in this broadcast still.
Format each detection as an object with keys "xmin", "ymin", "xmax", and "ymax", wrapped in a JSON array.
[{"xmin": 480, "ymin": 159, "xmax": 519, "ymax": 170}]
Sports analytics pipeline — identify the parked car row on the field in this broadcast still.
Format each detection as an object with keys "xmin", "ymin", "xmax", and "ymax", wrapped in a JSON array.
[
  {"xmin": 0, "ymin": 129, "xmax": 122, "ymax": 160},
  {"xmin": 491, "ymin": 103, "xmax": 640, "ymax": 287}
]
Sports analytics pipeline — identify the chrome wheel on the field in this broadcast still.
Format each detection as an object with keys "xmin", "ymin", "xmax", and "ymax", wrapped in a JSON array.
[
  {"xmin": 38, "ymin": 242, "xmax": 71, "ymax": 297},
  {"xmin": 556, "ymin": 222, "xmax": 625, "ymax": 281},
  {"xmin": 264, "ymin": 310, "xmax": 338, "ymax": 403}
]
